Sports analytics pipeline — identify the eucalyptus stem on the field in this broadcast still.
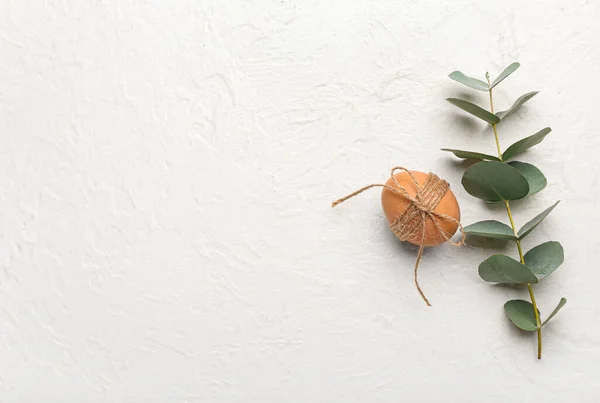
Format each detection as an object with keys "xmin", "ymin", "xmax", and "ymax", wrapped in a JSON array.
[
  {"xmin": 487, "ymin": 80, "xmax": 543, "ymax": 359},
  {"xmin": 447, "ymin": 63, "xmax": 565, "ymax": 359}
]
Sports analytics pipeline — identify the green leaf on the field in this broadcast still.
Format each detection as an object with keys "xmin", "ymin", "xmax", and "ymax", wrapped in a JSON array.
[
  {"xmin": 478, "ymin": 254, "xmax": 539, "ymax": 284},
  {"xmin": 462, "ymin": 161, "xmax": 530, "ymax": 202},
  {"xmin": 542, "ymin": 298, "xmax": 567, "ymax": 327},
  {"xmin": 496, "ymin": 91, "xmax": 539, "ymax": 120},
  {"xmin": 508, "ymin": 162, "xmax": 547, "ymax": 196},
  {"xmin": 518, "ymin": 201, "xmax": 560, "ymax": 239},
  {"xmin": 524, "ymin": 241, "xmax": 564, "ymax": 280},
  {"xmin": 448, "ymin": 71, "xmax": 490, "ymax": 91},
  {"xmin": 502, "ymin": 127, "xmax": 552, "ymax": 160},
  {"xmin": 446, "ymin": 98, "xmax": 500, "ymax": 124},
  {"xmin": 504, "ymin": 299, "xmax": 538, "ymax": 331},
  {"xmin": 464, "ymin": 220, "xmax": 517, "ymax": 241},
  {"xmin": 441, "ymin": 148, "xmax": 501, "ymax": 161},
  {"xmin": 491, "ymin": 62, "xmax": 520, "ymax": 88}
]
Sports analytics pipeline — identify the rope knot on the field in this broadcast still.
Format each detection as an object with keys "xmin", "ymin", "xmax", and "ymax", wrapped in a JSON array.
[{"xmin": 388, "ymin": 169, "xmax": 454, "ymax": 246}]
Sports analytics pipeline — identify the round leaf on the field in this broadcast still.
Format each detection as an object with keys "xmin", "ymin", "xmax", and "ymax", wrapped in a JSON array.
[
  {"xmin": 446, "ymin": 98, "xmax": 500, "ymax": 124},
  {"xmin": 448, "ymin": 71, "xmax": 490, "ymax": 91},
  {"xmin": 478, "ymin": 254, "xmax": 539, "ymax": 284},
  {"xmin": 504, "ymin": 299, "xmax": 538, "ymax": 331},
  {"xmin": 502, "ymin": 127, "xmax": 552, "ymax": 161},
  {"xmin": 524, "ymin": 241, "xmax": 564, "ymax": 280},
  {"xmin": 508, "ymin": 161, "xmax": 547, "ymax": 196},
  {"xmin": 464, "ymin": 220, "xmax": 517, "ymax": 241},
  {"xmin": 441, "ymin": 148, "xmax": 500, "ymax": 161},
  {"xmin": 518, "ymin": 201, "xmax": 560, "ymax": 239},
  {"xmin": 462, "ymin": 161, "xmax": 530, "ymax": 202}
]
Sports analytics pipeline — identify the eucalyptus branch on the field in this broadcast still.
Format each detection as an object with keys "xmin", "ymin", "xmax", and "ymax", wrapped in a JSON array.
[
  {"xmin": 486, "ymin": 74, "xmax": 543, "ymax": 359},
  {"xmin": 444, "ymin": 62, "xmax": 567, "ymax": 359}
]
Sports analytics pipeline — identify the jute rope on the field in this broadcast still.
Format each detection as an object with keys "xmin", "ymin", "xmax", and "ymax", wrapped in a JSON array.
[{"xmin": 332, "ymin": 167, "xmax": 465, "ymax": 306}]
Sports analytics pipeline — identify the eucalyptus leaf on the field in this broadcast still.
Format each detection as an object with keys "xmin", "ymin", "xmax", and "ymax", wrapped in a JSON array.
[
  {"xmin": 464, "ymin": 220, "xmax": 517, "ymax": 241},
  {"xmin": 491, "ymin": 62, "xmax": 520, "ymax": 88},
  {"xmin": 518, "ymin": 201, "xmax": 560, "ymax": 239},
  {"xmin": 524, "ymin": 241, "xmax": 564, "ymax": 280},
  {"xmin": 448, "ymin": 71, "xmax": 490, "ymax": 91},
  {"xmin": 462, "ymin": 161, "xmax": 530, "ymax": 202},
  {"xmin": 496, "ymin": 91, "xmax": 539, "ymax": 120},
  {"xmin": 446, "ymin": 98, "xmax": 500, "ymax": 124},
  {"xmin": 542, "ymin": 298, "xmax": 567, "ymax": 327},
  {"xmin": 441, "ymin": 148, "xmax": 501, "ymax": 161},
  {"xmin": 478, "ymin": 254, "xmax": 538, "ymax": 284},
  {"xmin": 508, "ymin": 161, "xmax": 547, "ymax": 196},
  {"xmin": 502, "ymin": 127, "xmax": 552, "ymax": 160},
  {"xmin": 504, "ymin": 299, "xmax": 538, "ymax": 331}
]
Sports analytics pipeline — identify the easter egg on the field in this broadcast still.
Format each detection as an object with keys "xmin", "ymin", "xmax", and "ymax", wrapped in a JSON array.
[{"xmin": 381, "ymin": 170, "xmax": 460, "ymax": 246}]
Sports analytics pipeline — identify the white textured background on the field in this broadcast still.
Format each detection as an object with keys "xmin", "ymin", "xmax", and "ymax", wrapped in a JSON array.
[{"xmin": 1, "ymin": 1, "xmax": 599, "ymax": 402}]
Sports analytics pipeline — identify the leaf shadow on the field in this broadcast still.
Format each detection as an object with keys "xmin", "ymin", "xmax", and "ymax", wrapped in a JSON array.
[
  {"xmin": 440, "ymin": 157, "xmax": 480, "ymax": 173},
  {"xmin": 465, "ymin": 235, "xmax": 512, "ymax": 252},
  {"xmin": 479, "ymin": 125, "xmax": 492, "ymax": 136},
  {"xmin": 476, "ymin": 192, "xmax": 541, "ymax": 215},
  {"xmin": 495, "ymin": 106, "xmax": 533, "ymax": 125},
  {"xmin": 455, "ymin": 91, "xmax": 478, "ymax": 102},
  {"xmin": 448, "ymin": 114, "xmax": 480, "ymax": 134},
  {"xmin": 499, "ymin": 195, "xmax": 538, "ymax": 211},
  {"xmin": 480, "ymin": 201, "xmax": 506, "ymax": 213}
]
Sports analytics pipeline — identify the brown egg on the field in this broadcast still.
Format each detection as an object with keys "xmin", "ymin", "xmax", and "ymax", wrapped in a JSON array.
[{"xmin": 381, "ymin": 170, "xmax": 460, "ymax": 247}]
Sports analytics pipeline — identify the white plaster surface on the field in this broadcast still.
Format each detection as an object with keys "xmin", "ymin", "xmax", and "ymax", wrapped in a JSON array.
[{"xmin": 1, "ymin": 1, "xmax": 599, "ymax": 402}]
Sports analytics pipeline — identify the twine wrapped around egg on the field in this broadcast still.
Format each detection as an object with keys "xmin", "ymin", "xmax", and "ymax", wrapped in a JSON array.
[{"xmin": 332, "ymin": 167, "xmax": 465, "ymax": 306}]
